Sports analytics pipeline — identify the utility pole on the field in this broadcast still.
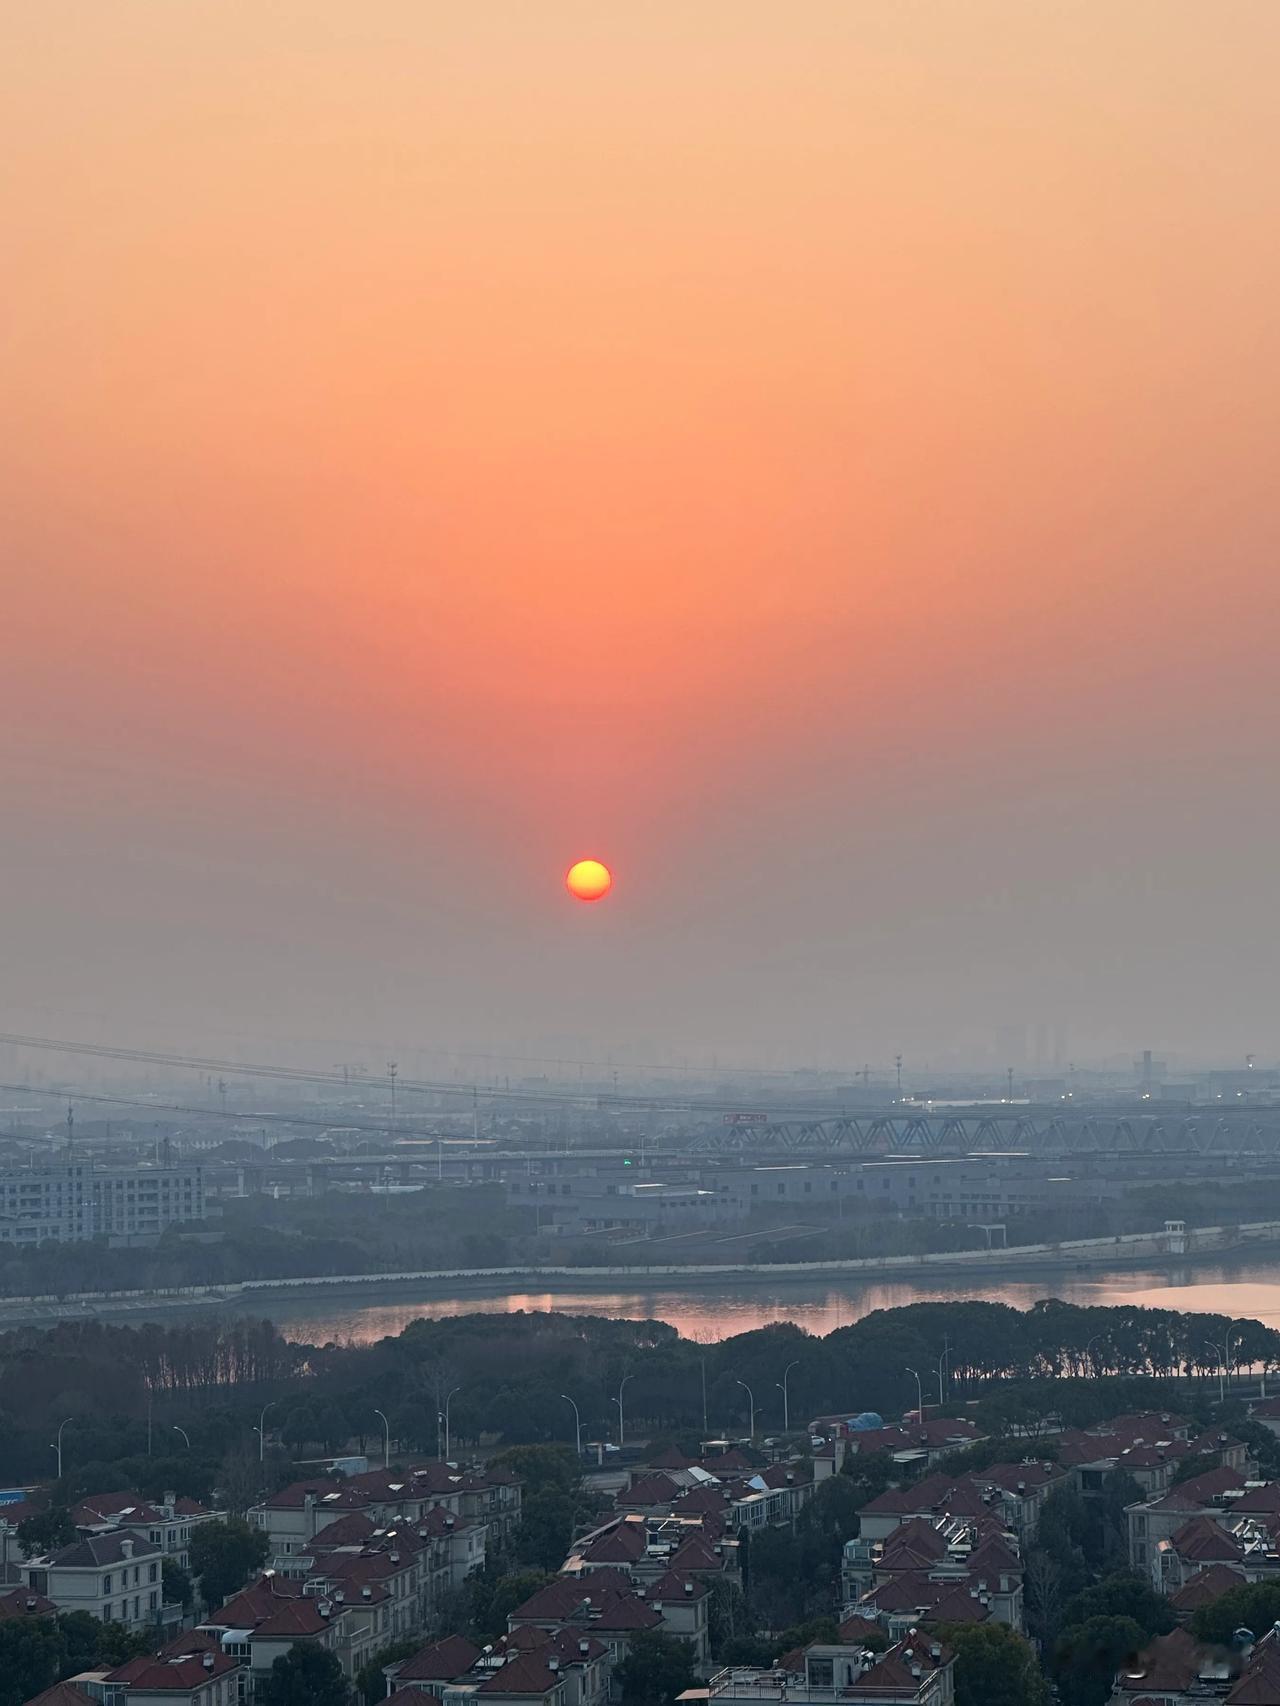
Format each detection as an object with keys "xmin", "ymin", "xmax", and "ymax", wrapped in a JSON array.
[
  {"xmin": 388, "ymin": 1062, "xmax": 398, "ymax": 1130},
  {"xmin": 1006, "ymin": 1066, "xmax": 1014, "ymax": 1100},
  {"xmin": 374, "ymin": 1408, "xmax": 391, "ymax": 1470},
  {"xmin": 700, "ymin": 1360, "xmax": 708, "ymax": 1436},
  {"xmin": 895, "ymin": 1055, "xmax": 903, "ymax": 1098}
]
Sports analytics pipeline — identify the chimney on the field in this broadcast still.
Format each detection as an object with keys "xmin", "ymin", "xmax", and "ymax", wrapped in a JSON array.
[
  {"xmin": 319, "ymin": 1601, "xmax": 332, "ymax": 1618},
  {"xmin": 549, "ymin": 1658, "xmax": 560, "ymax": 1673},
  {"xmin": 121, "ymin": 1539, "xmax": 134, "ymax": 1560},
  {"xmin": 203, "ymin": 1653, "xmax": 215, "ymax": 1671},
  {"xmin": 684, "ymin": 1582, "xmax": 694, "ymax": 1596},
  {"xmin": 579, "ymin": 1640, "xmax": 590, "ymax": 1656},
  {"xmin": 362, "ymin": 1587, "xmax": 372, "ymax": 1599}
]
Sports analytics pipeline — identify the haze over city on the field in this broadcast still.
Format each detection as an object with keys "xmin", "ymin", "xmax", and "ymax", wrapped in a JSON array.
[{"xmin": 4, "ymin": 3, "xmax": 1279, "ymax": 1074}]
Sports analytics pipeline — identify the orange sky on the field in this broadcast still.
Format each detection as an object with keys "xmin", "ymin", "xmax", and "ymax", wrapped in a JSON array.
[{"xmin": 3, "ymin": 3, "xmax": 1279, "ymax": 1068}]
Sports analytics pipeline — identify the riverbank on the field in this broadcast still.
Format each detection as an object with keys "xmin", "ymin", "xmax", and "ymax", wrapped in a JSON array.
[{"xmin": 4, "ymin": 1217, "xmax": 1280, "ymax": 1332}]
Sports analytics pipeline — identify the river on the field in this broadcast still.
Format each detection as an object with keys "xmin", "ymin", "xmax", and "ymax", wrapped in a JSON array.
[{"xmin": 260, "ymin": 1258, "xmax": 1280, "ymax": 1345}]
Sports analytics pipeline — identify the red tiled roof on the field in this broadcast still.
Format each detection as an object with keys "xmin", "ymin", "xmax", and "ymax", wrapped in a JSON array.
[
  {"xmin": 837, "ymin": 1615, "xmax": 882, "ymax": 1644},
  {"xmin": 0, "ymin": 1585, "xmax": 57, "ymax": 1618},
  {"xmin": 257, "ymin": 1479, "xmax": 372, "ymax": 1512},
  {"xmin": 618, "ymin": 1473, "xmax": 684, "ymax": 1507},
  {"xmin": 1148, "ymin": 1467, "xmax": 1245, "ymax": 1510},
  {"xmin": 1229, "ymin": 1635, "xmax": 1280, "ymax": 1703},
  {"xmin": 106, "ymin": 1647, "xmax": 240, "ymax": 1689},
  {"xmin": 252, "ymin": 1599, "xmax": 335, "ymax": 1638},
  {"xmin": 648, "ymin": 1571, "xmax": 711, "ymax": 1603},
  {"xmin": 1171, "ymin": 1516, "xmax": 1245, "ymax": 1563},
  {"xmin": 305, "ymin": 1513, "xmax": 377, "ymax": 1549},
  {"xmin": 1232, "ymin": 1484, "xmax": 1280, "ymax": 1515},
  {"xmin": 1112, "ymin": 1627, "xmax": 1201, "ymax": 1694},
  {"xmin": 475, "ymin": 1654, "xmax": 563, "ymax": 1696},
  {"xmin": 581, "ymin": 1521, "xmax": 648, "ymax": 1562},
  {"xmin": 668, "ymin": 1536, "xmax": 726, "ymax": 1572},
  {"xmin": 848, "ymin": 1635, "xmax": 952, "ymax": 1694},
  {"xmin": 397, "ymin": 1636, "xmax": 484, "ymax": 1682},
  {"xmin": 206, "ymin": 1573, "xmax": 304, "ymax": 1628},
  {"xmin": 591, "ymin": 1593, "xmax": 663, "ymax": 1631},
  {"xmin": 22, "ymin": 1687, "xmax": 98, "ymax": 1706},
  {"xmin": 1169, "ymin": 1564, "xmax": 1246, "ymax": 1611}
]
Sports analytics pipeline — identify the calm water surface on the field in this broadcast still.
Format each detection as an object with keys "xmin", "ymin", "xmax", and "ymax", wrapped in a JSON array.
[{"xmin": 265, "ymin": 1261, "xmax": 1280, "ymax": 1345}]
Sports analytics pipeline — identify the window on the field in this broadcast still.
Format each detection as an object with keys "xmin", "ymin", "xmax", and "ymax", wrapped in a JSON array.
[
  {"xmin": 103, "ymin": 1602, "xmax": 112, "ymax": 1621},
  {"xmin": 103, "ymin": 1574, "xmax": 113, "ymax": 1593},
  {"xmin": 149, "ymin": 1590, "xmax": 157, "ymax": 1609},
  {"xmin": 149, "ymin": 1563, "xmax": 159, "ymax": 1582}
]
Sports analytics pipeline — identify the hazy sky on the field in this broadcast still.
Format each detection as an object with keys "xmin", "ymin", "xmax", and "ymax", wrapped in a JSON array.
[{"xmin": 3, "ymin": 3, "xmax": 1279, "ymax": 1073}]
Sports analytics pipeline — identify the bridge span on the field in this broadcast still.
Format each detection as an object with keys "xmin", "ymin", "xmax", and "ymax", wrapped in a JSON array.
[{"xmin": 688, "ymin": 1103, "xmax": 1280, "ymax": 1158}]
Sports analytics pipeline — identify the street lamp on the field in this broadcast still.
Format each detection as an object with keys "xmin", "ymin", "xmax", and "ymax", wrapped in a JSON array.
[
  {"xmin": 52, "ymin": 1417, "xmax": 73, "ymax": 1479},
  {"xmin": 374, "ymin": 1408, "xmax": 391, "ymax": 1470},
  {"xmin": 172, "ymin": 1426, "xmax": 191, "ymax": 1450},
  {"xmin": 561, "ymin": 1394, "xmax": 582, "ymax": 1458},
  {"xmin": 735, "ymin": 1379, "xmax": 755, "ymax": 1442},
  {"xmin": 905, "ymin": 1367, "xmax": 924, "ymax": 1423},
  {"xmin": 776, "ymin": 1362, "xmax": 799, "ymax": 1432},
  {"xmin": 1203, "ymin": 1341, "xmax": 1227, "ymax": 1406},
  {"xmin": 443, "ymin": 1387, "xmax": 461, "ymax": 1461},
  {"xmin": 613, "ymin": 1375, "xmax": 634, "ymax": 1448},
  {"xmin": 1084, "ymin": 1333, "xmax": 1107, "ymax": 1375},
  {"xmin": 254, "ymin": 1402, "xmax": 275, "ymax": 1463}
]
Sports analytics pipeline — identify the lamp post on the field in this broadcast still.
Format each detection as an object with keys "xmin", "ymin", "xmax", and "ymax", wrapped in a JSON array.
[
  {"xmin": 561, "ymin": 1394, "xmax": 582, "ymax": 1458},
  {"xmin": 254, "ymin": 1402, "xmax": 275, "ymax": 1463},
  {"xmin": 1203, "ymin": 1341, "xmax": 1227, "ymax": 1406},
  {"xmin": 53, "ymin": 1417, "xmax": 73, "ymax": 1479},
  {"xmin": 443, "ymin": 1387, "xmax": 461, "ymax": 1461},
  {"xmin": 906, "ymin": 1367, "xmax": 924, "ymax": 1423},
  {"xmin": 777, "ymin": 1361, "xmax": 799, "ymax": 1432},
  {"xmin": 172, "ymin": 1426, "xmax": 191, "ymax": 1450},
  {"xmin": 1084, "ymin": 1333, "xmax": 1107, "ymax": 1375},
  {"xmin": 735, "ymin": 1379, "xmax": 755, "ymax": 1442},
  {"xmin": 374, "ymin": 1408, "xmax": 391, "ymax": 1470},
  {"xmin": 613, "ymin": 1375, "xmax": 634, "ymax": 1448}
]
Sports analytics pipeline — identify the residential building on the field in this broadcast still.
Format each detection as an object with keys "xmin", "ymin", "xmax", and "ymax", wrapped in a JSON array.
[
  {"xmin": 73, "ymin": 1492, "xmax": 217, "ymax": 1571},
  {"xmin": 25, "ymin": 1532, "xmax": 164, "ymax": 1629},
  {"xmin": 99, "ymin": 1630, "xmax": 243, "ymax": 1706},
  {"xmin": 680, "ymin": 1632, "xmax": 955, "ymax": 1706}
]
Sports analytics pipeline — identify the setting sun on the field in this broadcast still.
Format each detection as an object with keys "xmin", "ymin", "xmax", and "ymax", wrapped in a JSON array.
[{"xmin": 565, "ymin": 859, "xmax": 613, "ymax": 903}]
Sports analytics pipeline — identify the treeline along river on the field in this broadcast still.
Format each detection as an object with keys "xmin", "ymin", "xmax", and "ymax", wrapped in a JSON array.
[{"xmin": 259, "ymin": 1258, "xmax": 1280, "ymax": 1345}]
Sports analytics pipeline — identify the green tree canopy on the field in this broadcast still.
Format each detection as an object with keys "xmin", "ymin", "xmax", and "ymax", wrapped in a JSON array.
[
  {"xmin": 162, "ymin": 1558, "xmax": 194, "ymax": 1610},
  {"xmin": 355, "ymin": 1637, "xmax": 422, "ymax": 1706},
  {"xmin": 16, "ymin": 1507, "xmax": 76, "ymax": 1557},
  {"xmin": 1191, "ymin": 1580, "xmax": 1280, "ymax": 1648},
  {"xmin": 615, "ymin": 1630, "xmax": 699, "ymax": 1706},
  {"xmin": 0, "ymin": 1618, "xmax": 64, "ymax": 1706},
  {"xmin": 188, "ymin": 1516, "xmax": 270, "ymax": 1609},
  {"xmin": 1052, "ymin": 1614, "xmax": 1146, "ymax": 1706},
  {"xmin": 1061, "ymin": 1573, "xmax": 1176, "ymax": 1640},
  {"xmin": 516, "ymin": 1487, "xmax": 575, "ymax": 1572},
  {"xmin": 258, "ymin": 1643, "xmax": 351, "ymax": 1706},
  {"xmin": 936, "ymin": 1622, "xmax": 1051, "ymax": 1706}
]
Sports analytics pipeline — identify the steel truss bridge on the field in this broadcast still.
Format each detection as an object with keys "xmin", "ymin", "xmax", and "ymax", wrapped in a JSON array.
[{"xmin": 689, "ymin": 1105, "xmax": 1280, "ymax": 1158}]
